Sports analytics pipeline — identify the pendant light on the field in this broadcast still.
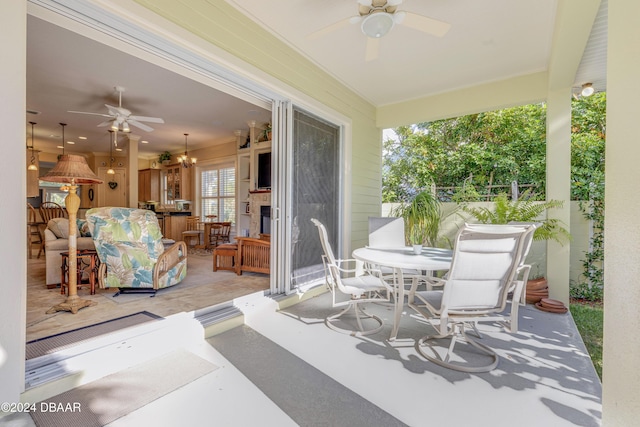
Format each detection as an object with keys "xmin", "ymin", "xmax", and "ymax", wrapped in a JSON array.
[
  {"xmin": 107, "ymin": 130, "xmax": 115, "ymax": 174},
  {"xmin": 179, "ymin": 133, "xmax": 196, "ymax": 168},
  {"xmin": 27, "ymin": 121, "xmax": 38, "ymax": 171},
  {"xmin": 59, "ymin": 122, "xmax": 67, "ymax": 155}
]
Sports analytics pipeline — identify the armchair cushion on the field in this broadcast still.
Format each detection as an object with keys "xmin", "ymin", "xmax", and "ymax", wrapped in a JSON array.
[
  {"xmin": 47, "ymin": 218, "xmax": 70, "ymax": 239},
  {"xmin": 86, "ymin": 207, "xmax": 187, "ymax": 290},
  {"xmin": 44, "ymin": 220, "xmax": 95, "ymax": 286}
]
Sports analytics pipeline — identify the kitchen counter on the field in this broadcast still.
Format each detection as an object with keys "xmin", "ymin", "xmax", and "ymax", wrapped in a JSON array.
[{"xmin": 155, "ymin": 210, "xmax": 192, "ymax": 216}]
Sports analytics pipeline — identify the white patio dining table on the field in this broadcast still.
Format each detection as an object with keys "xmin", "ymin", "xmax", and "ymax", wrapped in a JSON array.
[{"xmin": 352, "ymin": 246, "xmax": 453, "ymax": 340}]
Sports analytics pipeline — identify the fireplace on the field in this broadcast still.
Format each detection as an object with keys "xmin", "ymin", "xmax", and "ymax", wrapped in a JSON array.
[
  {"xmin": 261, "ymin": 206, "xmax": 271, "ymax": 235},
  {"xmin": 249, "ymin": 191, "xmax": 271, "ymax": 237}
]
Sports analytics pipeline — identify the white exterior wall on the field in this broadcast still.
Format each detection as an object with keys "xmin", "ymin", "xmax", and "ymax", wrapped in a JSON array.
[
  {"xmin": 0, "ymin": 0, "xmax": 27, "ymax": 405},
  {"xmin": 603, "ymin": 0, "xmax": 640, "ymax": 423}
]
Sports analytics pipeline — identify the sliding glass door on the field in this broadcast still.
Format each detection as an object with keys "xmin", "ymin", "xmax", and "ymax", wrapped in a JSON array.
[{"xmin": 286, "ymin": 107, "xmax": 341, "ymax": 290}]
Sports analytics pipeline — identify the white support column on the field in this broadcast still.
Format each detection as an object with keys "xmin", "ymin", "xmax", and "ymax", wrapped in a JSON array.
[
  {"xmin": 545, "ymin": 88, "xmax": 572, "ymax": 304},
  {"xmin": 128, "ymin": 134, "xmax": 140, "ymax": 207},
  {"xmin": 603, "ymin": 0, "xmax": 640, "ymax": 423},
  {"xmin": 0, "ymin": 0, "xmax": 27, "ymax": 405}
]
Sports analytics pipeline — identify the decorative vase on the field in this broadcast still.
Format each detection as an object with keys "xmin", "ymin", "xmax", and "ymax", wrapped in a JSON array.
[{"xmin": 412, "ymin": 244, "xmax": 423, "ymax": 255}]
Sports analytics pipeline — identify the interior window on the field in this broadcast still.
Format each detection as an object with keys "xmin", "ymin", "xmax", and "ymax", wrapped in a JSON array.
[{"xmin": 200, "ymin": 163, "xmax": 236, "ymax": 223}]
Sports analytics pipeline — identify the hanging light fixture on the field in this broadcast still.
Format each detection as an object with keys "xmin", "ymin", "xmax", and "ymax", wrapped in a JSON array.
[
  {"xmin": 59, "ymin": 122, "xmax": 67, "ymax": 155},
  {"xmin": 107, "ymin": 130, "xmax": 115, "ymax": 175},
  {"xmin": 179, "ymin": 133, "xmax": 196, "ymax": 168},
  {"xmin": 27, "ymin": 121, "xmax": 38, "ymax": 171}
]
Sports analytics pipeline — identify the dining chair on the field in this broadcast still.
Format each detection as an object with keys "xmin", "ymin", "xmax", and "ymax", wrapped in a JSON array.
[
  {"xmin": 209, "ymin": 221, "xmax": 231, "ymax": 247},
  {"xmin": 311, "ymin": 218, "xmax": 392, "ymax": 336},
  {"xmin": 182, "ymin": 216, "xmax": 203, "ymax": 250},
  {"xmin": 408, "ymin": 222, "xmax": 535, "ymax": 372},
  {"xmin": 27, "ymin": 203, "xmax": 44, "ymax": 259},
  {"xmin": 39, "ymin": 201, "xmax": 67, "ymax": 223}
]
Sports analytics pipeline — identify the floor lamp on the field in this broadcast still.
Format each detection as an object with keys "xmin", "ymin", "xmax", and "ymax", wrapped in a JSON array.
[{"xmin": 40, "ymin": 154, "xmax": 103, "ymax": 314}]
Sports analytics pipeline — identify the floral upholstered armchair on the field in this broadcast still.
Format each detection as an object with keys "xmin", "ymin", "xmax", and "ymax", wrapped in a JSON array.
[{"xmin": 86, "ymin": 207, "xmax": 187, "ymax": 296}]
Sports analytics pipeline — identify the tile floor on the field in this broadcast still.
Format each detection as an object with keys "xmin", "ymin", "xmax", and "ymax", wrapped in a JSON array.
[{"xmin": 26, "ymin": 249, "xmax": 270, "ymax": 342}]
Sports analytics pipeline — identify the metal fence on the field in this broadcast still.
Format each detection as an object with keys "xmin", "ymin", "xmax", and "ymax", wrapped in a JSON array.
[{"xmin": 433, "ymin": 181, "xmax": 540, "ymax": 202}]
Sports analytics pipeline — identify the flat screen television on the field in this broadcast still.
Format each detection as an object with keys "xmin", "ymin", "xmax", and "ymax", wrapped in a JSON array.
[{"xmin": 257, "ymin": 151, "xmax": 271, "ymax": 189}]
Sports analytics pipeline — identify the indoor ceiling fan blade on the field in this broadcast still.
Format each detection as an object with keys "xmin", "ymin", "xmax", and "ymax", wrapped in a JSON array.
[
  {"xmin": 67, "ymin": 110, "xmax": 112, "ymax": 118},
  {"xmin": 400, "ymin": 12, "xmax": 451, "ymax": 37},
  {"xmin": 365, "ymin": 37, "xmax": 380, "ymax": 62},
  {"xmin": 127, "ymin": 119, "xmax": 154, "ymax": 132},
  {"xmin": 129, "ymin": 115, "xmax": 165, "ymax": 124},
  {"xmin": 105, "ymin": 104, "xmax": 131, "ymax": 117},
  {"xmin": 308, "ymin": 17, "xmax": 353, "ymax": 40},
  {"xmin": 97, "ymin": 120, "xmax": 113, "ymax": 127}
]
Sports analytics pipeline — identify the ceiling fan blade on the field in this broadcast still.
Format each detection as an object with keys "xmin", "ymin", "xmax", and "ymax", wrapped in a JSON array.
[
  {"xmin": 67, "ymin": 110, "xmax": 112, "ymax": 118},
  {"xmin": 129, "ymin": 115, "xmax": 165, "ymax": 124},
  {"xmin": 308, "ymin": 18, "xmax": 353, "ymax": 40},
  {"xmin": 97, "ymin": 120, "xmax": 113, "ymax": 127},
  {"xmin": 127, "ymin": 119, "xmax": 154, "ymax": 132},
  {"xmin": 105, "ymin": 104, "xmax": 131, "ymax": 117},
  {"xmin": 400, "ymin": 12, "xmax": 451, "ymax": 37},
  {"xmin": 365, "ymin": 37, "xmax": 380, "ymax": 62}
]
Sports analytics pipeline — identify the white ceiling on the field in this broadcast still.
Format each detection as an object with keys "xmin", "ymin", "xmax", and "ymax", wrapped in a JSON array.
[{"xmin": 26, "ymin": 0, "xmax": 607, "ymax": 158}]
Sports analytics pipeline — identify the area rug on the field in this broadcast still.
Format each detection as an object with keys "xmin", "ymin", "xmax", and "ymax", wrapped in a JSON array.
[
  {"xmin": 30, "ymin": 349, "xmax": 218, "ymax": 427},
  {"xmin": 26, "ymin": 311, "xmax": 161, "ymax": 360}
]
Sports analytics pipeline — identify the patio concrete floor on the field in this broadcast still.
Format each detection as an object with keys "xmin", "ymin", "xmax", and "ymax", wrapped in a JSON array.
[{"xmin": 3, "ymin": 290, "xmax": 601, "ymax": 427}]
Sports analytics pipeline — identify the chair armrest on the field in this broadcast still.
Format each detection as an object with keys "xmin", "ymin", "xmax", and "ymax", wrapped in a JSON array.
[{"xmin": 154, "ymin": 241, "xmax": 187, "ymax": 283}]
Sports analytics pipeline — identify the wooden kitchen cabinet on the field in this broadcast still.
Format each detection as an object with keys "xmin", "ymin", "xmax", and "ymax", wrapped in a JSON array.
[
  {"xmin": 160, "ymin": 214, "xmax": 188, "ymax": 241},
  {"xmin": 164, "ymin": 165, "xmax": 192, "ymax": 203},
  {"xmin": 170, "ymin": 215, "xmax": 187, "ymax": 241},
  {"xmin": 138, "ymin": 168, "xmax": 160, "ymax": 202}
]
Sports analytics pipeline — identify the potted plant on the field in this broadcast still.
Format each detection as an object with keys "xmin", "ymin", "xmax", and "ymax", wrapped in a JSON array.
[
  {"xmin": 462, "ymin": 191, "xmax": 571, "ymax": 302},
  {"xmin": 159, "ymin": 151, "xmax": 172, "ymax": 165},
  {"xmin": 462, "ymin": 191, "xmax": 571, "ymax": 244},
  {"xmin": 392, "ymin": 190, "xmax": 442, "ymax": 251},
  {"xmin": 262, "ymin": 122, "xmax": 272, "ymax": 141}
]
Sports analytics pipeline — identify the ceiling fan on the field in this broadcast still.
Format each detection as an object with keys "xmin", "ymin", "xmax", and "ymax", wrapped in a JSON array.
[
  {"xmin": 68, "ymin": 86, "xmax": 165, "ymax": 132},
  {"xmin": 310, "ymin": 0, "xmax": 451, "ymax": 61}
]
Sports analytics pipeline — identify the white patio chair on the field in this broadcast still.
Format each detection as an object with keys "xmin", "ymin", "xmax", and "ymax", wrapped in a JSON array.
[
  {"xmin": 368, "ymin": 216, "xmax": 423, "ymax": 292},
  {"xmin": 312, "ymin": 218, "xmax": 392, "ymax": 336},
  {"xmin": 368, "ymin": 216, "xmax": 406, "ymax": 248},
  {"xmin": 463, "ymin": 222, "xmax": 538, "ymax": 334},
  {"xmin": 408, "ymin": 223, "xmax": 535, "ymax": 372}
]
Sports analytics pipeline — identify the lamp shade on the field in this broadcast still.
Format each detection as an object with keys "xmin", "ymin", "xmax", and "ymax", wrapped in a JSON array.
[
  {"xmin": 40, "ymin": 154, "xmax": 104, "ymax": 185},
  {"xmin": 361, "ymin": 12, "xmax": 395, "ymax": 38}
]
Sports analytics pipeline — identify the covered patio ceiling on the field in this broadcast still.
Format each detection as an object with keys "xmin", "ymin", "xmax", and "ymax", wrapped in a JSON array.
[{"xmin": 226, "ymin": 0, "xmax": 607, "ymax": 110}]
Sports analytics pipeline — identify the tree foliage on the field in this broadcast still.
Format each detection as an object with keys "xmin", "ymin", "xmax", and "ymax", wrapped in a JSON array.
[
  {"xmin": 382, "ymin": 92, "xmax": 606, "ymax": 302},
  {"xmin": 383, "ymin": 94, "xmax": 606, "ymax": 205}
]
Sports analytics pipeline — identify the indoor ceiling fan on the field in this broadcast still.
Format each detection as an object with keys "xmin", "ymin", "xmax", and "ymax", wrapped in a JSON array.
[
  {"xmin": 68, "ymin": 86, "xmax": 165, "ymax": 132},
  {"xmin": 310, "ymin": 0, "xmax": 451, "ymax": 61}
]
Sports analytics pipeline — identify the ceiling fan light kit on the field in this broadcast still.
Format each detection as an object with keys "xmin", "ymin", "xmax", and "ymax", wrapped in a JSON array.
[
  {"xmin": 311, "ymin": 1, "xmax": 451, "ymax": 61},
  {"xmin": 361, "ymin": 12, "xmax": 394, "ymax": 38},
  {"xmin": 69, "ymin": 86, "xmax": 164, "ymax": 133}
]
